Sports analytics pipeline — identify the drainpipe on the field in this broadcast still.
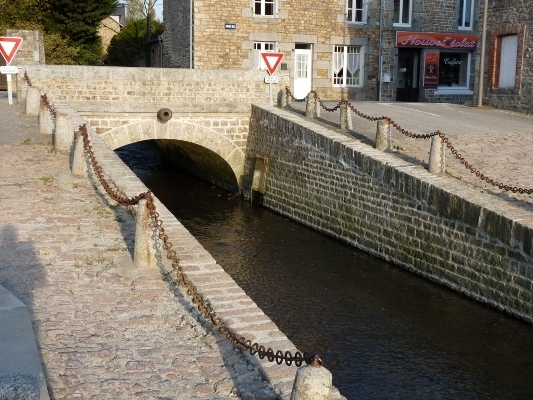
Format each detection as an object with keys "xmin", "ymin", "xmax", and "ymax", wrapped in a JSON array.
[
  {"xmin": 190, "ymin": 0, "xmax": 193, "ymax": 68},
  {"xmin": 378, "ymin": 0, "xmax": 384, "ymax": 101},
  {"xmin": 477, "ymin": 0, "xmax": 488, "ymax": 107},
  {"xmin": 158, "ymin": 35, "xmax": 163, "ymax": 68}
]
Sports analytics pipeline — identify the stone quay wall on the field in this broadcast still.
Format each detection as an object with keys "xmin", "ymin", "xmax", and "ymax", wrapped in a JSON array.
[{"xmin": 244, "ymin": 105, "xmax": 533, "ymax": 324}]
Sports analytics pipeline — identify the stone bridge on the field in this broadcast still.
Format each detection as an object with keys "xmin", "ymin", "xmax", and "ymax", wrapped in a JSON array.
[
  {"xmin": 17, "ymin": 65, "xmax": 533, "ymax": 326},
  {"xmin": 19, "ymin": 65, "xmax": 284, "ymax": 192}
]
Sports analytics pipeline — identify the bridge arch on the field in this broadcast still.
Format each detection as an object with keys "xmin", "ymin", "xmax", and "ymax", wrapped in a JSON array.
[{"xmin": 99, "ymin": 119, "xmax": 246, "ymax": 192}]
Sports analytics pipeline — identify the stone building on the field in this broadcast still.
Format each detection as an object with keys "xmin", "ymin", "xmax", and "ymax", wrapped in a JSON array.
[
  {"xmin": 163, "ymin": 0, "xmax": 479, "ymax": 103},
  {"xmin": 476, "ymin": 0, "xmax": 532, "ymax": 115}
]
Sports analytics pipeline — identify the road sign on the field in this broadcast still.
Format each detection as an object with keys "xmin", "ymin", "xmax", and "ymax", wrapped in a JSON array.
[
  {"xmin": 264, "ymin": 75, "xmax": 279, "ymax": 83},
  {"xmin": 0, "ymin": 65, "xmax": 18, "ymax": 74},
  {"xmin": 0, "ymin": 37, "xmax": 23, "ymax": 64},
  {"xmin": 261, "ymin": 52, "xmax": 284, "ymax": 75}
]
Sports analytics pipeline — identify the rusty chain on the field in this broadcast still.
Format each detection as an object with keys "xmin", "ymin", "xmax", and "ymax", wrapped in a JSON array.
[
  {"xmin": 285, "ymin": 87, "xmax": 533, "ymax": 195},
  {"xmin": 78, "ymin": 124, "xmax": 323, "ymax": 368},
  {"xmin": 41, "ymin": 93, "xmax": 56, "ymax": 119},
  {"xmin": 24, "ymin": 71, "xmax": 33, "ymax": 87}
]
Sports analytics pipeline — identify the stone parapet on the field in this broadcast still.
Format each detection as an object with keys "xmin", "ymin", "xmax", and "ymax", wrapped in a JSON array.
[{"xmin": 244, "ymin": 105, "xmax": 533, "ymax": 324}]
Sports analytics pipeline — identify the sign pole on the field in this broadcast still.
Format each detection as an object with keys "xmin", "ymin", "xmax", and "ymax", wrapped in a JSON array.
[
  {"xmin": 6, "ymin": 71, "xmax": 12, "ymax": 105},
  {"xmin": 269, "ymin": 80, "xmax": 273, "ymax": 107}
]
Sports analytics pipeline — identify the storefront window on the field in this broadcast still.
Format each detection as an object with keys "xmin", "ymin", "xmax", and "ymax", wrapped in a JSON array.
[{"xmin": 438, "ymin": 51, "xmax": 469, "ymax": 87}]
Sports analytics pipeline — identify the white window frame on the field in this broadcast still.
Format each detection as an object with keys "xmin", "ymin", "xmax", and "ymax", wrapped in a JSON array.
[
  {"xmin": 393, "ymin": 0, "xmax": 412, "ymax": 27},
  {"xmin": 332, "ymin": 45, "xmax": 364, "ymax": 87},
  {"xmin": 252, "ymin": 42, "xmax": 276, "ymax": 70},
  {"xmin": 254, "ymin": 0, "xmax": 277, "ymax": 17},
  {"xmin": 458, "ymin": 0, "xmax": 474, "ymax": 30},
  {"xmin": 437, "ymin": 51, "xmax": 472, "ymax": 89},
  {"xmin": 347, "ymin": 0, "xmax": 368, "ymax": 24},
  {"xmin": 499, "ymin": 35, "xmax": 518, "ymax": 88}
]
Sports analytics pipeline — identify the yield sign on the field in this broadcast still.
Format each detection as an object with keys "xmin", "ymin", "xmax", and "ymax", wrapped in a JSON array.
[
  {"xmin": 0, "ymin": 37, "xmax": 23, "ymax": 64},
  {"xmin": 261, "ymin": 52, "xmax": 284, "ymax": 75}
]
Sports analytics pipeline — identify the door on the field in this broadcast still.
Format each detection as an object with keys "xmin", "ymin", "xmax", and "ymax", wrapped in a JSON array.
[
  {"xmin": 294, "ymin": 45, "xmax": 312, "ymax": 99},
  {"xmin": 396, "ymin": 48, "xmax": 420, "ymax": 102}
]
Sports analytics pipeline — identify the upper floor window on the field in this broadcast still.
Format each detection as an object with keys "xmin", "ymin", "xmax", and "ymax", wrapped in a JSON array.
[
  {"xmin": 347, "ymin": 0, "xmax": 367, "ymax": 24},
  {"xmin": 333, "ymin": 45, "xmax": 364, "ymax": 87},
  {"xmin": 255, "ymin": 0, "xmax": 275, "ymax": 16},
  {"xmin": 458, "ymin": 0, "xmax": 474, "ymax": 30},
  {"xmin": 393, "ymin": 0, "xmax": 412, "ymax": 26},
  {"xmin": 252, "ymin": 42, "xmax": 275, "ymax": 70}
]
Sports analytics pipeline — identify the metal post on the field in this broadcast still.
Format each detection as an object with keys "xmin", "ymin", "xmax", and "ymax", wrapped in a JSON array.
[
  {"xmin": 6, "ymin": 73, "xmax": 13, "ymax": 105},
  {"xmin": 477, "ymin": 0, "xmax": 489, "ymax": 107}
]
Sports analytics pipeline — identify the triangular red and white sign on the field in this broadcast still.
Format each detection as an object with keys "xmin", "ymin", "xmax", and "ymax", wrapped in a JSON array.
[
  {"xmin": 261, "ymin": 52, "xmax": 284, "ymax": 75},
  {"xmin": 0, "ymin": 37, "xmax": 23, "ymax": 64}
]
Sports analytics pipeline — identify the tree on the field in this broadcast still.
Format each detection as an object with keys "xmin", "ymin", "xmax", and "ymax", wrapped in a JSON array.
[
  {"xmin": 104, "ymin": 17, "xmax": 163, "ymax": 67},
  {"xmin": 42, "ymin": 0, "xmax": 119, "ymax": 64},
  {"xmin": 125, "ymin": 0, "xmax": 160, "ymax": 66},
  {"xmin": 0, "ymin": 0, "xmax": 43, "ymax": 34}
]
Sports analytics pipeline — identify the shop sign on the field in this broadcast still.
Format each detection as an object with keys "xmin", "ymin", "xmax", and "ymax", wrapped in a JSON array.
[
  {"xmin": 424, "ymin": 52, "xmax": 439, "ymax": 87},
  {"xmin": 397, "ymin": 32, "xmax": 478, "ymax": 49}
]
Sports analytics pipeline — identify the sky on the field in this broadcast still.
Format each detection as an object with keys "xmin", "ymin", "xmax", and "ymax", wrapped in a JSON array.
[{"xmin": 154, "ymin": 2, "xmax": 163, "ymax": 21}]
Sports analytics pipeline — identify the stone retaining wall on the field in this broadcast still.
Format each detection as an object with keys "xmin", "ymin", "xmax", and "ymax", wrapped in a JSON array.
[{"xmin": 244, "ymin": 105, "xmax": 533, "ymax": 324}]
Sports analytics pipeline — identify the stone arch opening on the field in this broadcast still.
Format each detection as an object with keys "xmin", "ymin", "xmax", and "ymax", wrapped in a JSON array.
[{"xmin": 99, "ymin": 119, "xmax": 246, "ymax": 193}]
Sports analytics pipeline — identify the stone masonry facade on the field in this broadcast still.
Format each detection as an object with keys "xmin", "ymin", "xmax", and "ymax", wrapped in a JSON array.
[
  {"xmin": 164, "ymin": 0, "xmax": 479, "ymax": 104},
  {"xmin": 244, "ymin": 105, "xmax": 533, "ymax": 324},
  {"xmin": 477, "ymin": 0, "xmax": 533, "ymax": 114}
]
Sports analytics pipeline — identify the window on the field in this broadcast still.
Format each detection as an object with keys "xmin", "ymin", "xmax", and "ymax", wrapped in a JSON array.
[
  {"xmin": 499, "ymin": 35, "xmax": 518, "ymax": 88},
  {"xmin": 254, "ymin": 0, "xmax": 275, "ymax": 16},
  {"xmin": 252, "ymin": 42, "xmax": 275, "ymax": 70},
  {"xmin": 393, "ymin": 0, "xmax": 412, "ymax": 26},
  {"xmin": 438, "ymin": 51, "xmax": 470, "ymax": 87},
  {"xmin": 333, "ymin": 46, "xmax": 364, "ymax": 87},
  {"xmin": 458, "ymin": 0, "xmax": 474, "ymax": 30},
  {"xmin": 347, "ymin": 0, "xmax": 367, "ymax": 24}
]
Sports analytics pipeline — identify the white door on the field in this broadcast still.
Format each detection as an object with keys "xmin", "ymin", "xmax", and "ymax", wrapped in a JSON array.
[
  {"xmin": 499, "ymin": 35, "xmax": 518, "ymax": 88},
  {"xmin": 294, "ymin": 48, "xmax": 312, "ymax": 99}
]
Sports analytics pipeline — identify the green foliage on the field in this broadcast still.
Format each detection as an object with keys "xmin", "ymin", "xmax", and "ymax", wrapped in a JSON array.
[
  {"xmin": 104, "ymin": 18, "xmax": 163, "ymax": 67},
  {"xmin": 0, "ymin": 0, "xmax": 43, "ymax": 35},
  {"xmin": 43, "ymin": 0, "xmax": 119, "ymax": 64}
]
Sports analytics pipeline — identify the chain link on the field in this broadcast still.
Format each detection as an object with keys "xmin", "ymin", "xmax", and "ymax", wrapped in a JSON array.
[
  {"xmin": 78, "ymin": 124, "xmax": 323, "ymax": 368},
  {"xmin": 41, "ymin": 93, "xmax": 56, "ymax": 119},
  {"xmin": 285, "ymin": 86, "xmax": 533, "ymax": 195}
]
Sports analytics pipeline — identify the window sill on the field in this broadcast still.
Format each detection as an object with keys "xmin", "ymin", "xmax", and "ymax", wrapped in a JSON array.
[{"xmin": 433, "ymin": 88, "xmax": 473, "ymax": 95}]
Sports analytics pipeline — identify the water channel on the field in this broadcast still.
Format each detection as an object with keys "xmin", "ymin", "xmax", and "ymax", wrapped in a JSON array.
[{"xmin": 116, "ymin": 141, "xmax": 533, "ymax": 400}]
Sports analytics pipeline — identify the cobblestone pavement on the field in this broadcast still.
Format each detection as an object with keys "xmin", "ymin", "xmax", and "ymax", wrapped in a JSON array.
[
  {"xmin": 289, "ymin": 100, "xmax": 533, "ymax": 213},
  {"xmin": 0, "ymin": 93, "xmax": 278, "ymax": 399}
]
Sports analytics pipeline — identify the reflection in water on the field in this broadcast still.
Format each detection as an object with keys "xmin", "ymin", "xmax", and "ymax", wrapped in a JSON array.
[{"xmin": 117, "ymin": 141, "xmax": 533, "ymax": 400}]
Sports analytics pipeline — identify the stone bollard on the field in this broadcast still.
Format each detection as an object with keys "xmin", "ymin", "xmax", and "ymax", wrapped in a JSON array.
[
  {"xmin": 25, "ymin": 86, "xmax": 40, "ymax": 116},
  {"xmin": 71, "ymin": 131, "xmax": 88, "ymax": 178},
  {"xmin": 54, "ymin": 113, "xmax": 75, "ymax": 152},
  {"xmin": 339, "ymin": 103, "xmax": 353, "ymax": 133},
  {"xmin": 375, "ymin": 119, "xmax": 390, "ymax": 152},
  {"xmin": 39, "ymin": 98, "xmax": 54, "ymax": 135},
  {"xmin": 305, "ymin": 94, "xmax": 315, "ymax": 118},
  {"xmin": 18, "ymin": 78, "xmax": 28, "ymax": 104},
  {"xmin": 134, "ymin": 198, "xmax": 160, "ymax": 270},
  {"xmin": 290, "ymin": 362, "xmax": 332, "ymax": 400},
  {"xmin": 428, "ymin": 135, "xmax": 446, "ymax": 175}
]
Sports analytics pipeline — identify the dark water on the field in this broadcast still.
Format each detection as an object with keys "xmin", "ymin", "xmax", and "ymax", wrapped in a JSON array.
[{"xmin": 117, "ymin": 141, "xmax": 533, "ymax": 400}]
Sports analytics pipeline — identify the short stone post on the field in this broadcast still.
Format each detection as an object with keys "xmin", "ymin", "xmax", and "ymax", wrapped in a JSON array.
[
  {"xmin": 18, "ymin": 78, "xmax": 28, "ymax": 104},
  {"xmin": 25, "ymin": 86, "xmax": 40, "ymax": 116},
  {"xmin": 39, "ymin": 98, "xmax": 54, "ymax": 135},
  {"xmin": 54, "ymin": 113, "xmax": 75, "ymax": 152},
  {"xmin": 340, "ymin": 103, "xmax": 353, "ymax": 133},
  {"xmin": 290, "ymin": 362, "xmax": 332, "ymax": 400},
  {"xmin": 305, "ymin": 94, "xmax": 315, "ymax": 118},
  {"xmin": 428, "ymin": 135, "xmax": 446, "ymax": 175},
  {"xmin": 71, "ymin": 131, "xmax": 88, "ymax": 178},
  {"xmin": 134, "ymin": 198, "xmax": 160, "ymax": 270},
  {"xmin": 375, "ymin": 119, "xmax": 390, "ymax": 152}
]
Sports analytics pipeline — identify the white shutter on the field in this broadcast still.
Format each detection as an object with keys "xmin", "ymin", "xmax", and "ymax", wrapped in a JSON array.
[{"xmin": 499, "ymin": 35, "xmax": 518, "ymax": 88}]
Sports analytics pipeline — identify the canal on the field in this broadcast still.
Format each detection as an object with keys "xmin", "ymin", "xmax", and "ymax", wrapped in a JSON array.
[{"xmin": 117, "ymin": 140, "xmax": 533, "ymax": 400}]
